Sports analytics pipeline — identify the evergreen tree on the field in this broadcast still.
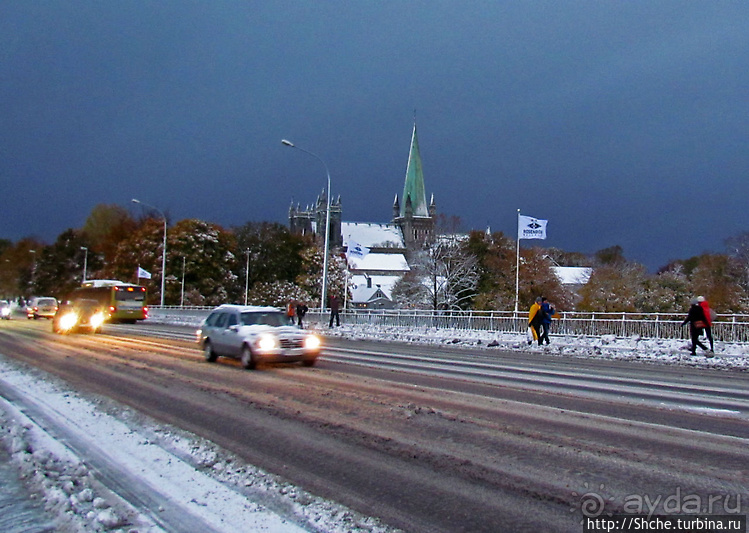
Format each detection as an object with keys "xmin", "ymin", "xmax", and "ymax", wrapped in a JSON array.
[
  {"xmin": 30, "ymin": 229, "xmax": 89, "ymax": 299},
  {"xmin": 0, "ymin": 238, "xmax": 42, "ymax": 299},
  {"xmin": 164, "ymin": 219, "xmax": 240, "ymax": 306},
  {"xmin": 233, "ymin": 222, "xmax": 310, "ymax": 290}
]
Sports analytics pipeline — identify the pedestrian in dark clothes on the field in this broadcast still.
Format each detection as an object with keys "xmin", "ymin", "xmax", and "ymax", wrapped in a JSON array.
[
  {"xmin": 296, "ymin": 301, "xmax": 308, "ymax": 328},
  {"xmin": 682, "ymin": 300, "xmax": 713, "ymax": 357},
  {"xmin": 329, "ymin": 294, "xmax": 340, "ymax": 327}
]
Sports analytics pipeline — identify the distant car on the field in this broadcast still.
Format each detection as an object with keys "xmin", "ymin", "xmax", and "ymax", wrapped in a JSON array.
[
  {"xmin": 0, "ymin": 300, "xmax": 10, "ymax": 320},
  {"xmin": 52, "ymin": 299, "xmax": 107, "ymax": 334},
  {"xmin": 27, "ymin": 297, "xmax": 58, "ymax": 319},
  {"xmin": 197, "ymin": 304, "xmax": 322, "ymax": 369}
]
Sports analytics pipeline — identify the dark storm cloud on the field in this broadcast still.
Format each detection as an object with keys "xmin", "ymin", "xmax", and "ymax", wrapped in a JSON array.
[{"xmin": 2, "ymin": 1, "xmax": 748, "ymax": 270}]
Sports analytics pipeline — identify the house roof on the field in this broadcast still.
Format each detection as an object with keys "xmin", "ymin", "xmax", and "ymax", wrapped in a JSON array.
[
  {"xmin": 350, "ymin": 274, "xmax": 401, "ymax": 302},
  {"xmin": 553, "ymin": 266, "xmax": 593, "ymax": 285},
  {"xmin": 341, "ymin": 222, "xmax": 405, "ymax": 248},
  {"xmin": 347, "ymin": 253, "xmax": 410, "ymax": 273}
]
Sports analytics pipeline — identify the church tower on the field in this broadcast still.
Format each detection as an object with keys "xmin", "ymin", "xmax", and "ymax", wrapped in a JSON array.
[{"xmin": 393, "ymin": 122, "xmax": 435, "ymax": 254}]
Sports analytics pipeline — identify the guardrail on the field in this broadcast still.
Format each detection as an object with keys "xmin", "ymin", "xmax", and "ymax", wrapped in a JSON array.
[{"xmin": 150, "ymin": 307, "xmax": 749, "ymax": 343}]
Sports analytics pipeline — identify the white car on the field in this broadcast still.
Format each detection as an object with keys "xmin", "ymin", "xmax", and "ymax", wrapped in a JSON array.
[
  {"xmin": 0, "ymin": 300, "xmax": 11, "ymax": 320},
  {"xmin": 197, "ymin": 305, "xmax": 322, "ymax": 369},
  {"xmin": 27, "ymin": 297, "xmax": 58, "ymax": 319}
]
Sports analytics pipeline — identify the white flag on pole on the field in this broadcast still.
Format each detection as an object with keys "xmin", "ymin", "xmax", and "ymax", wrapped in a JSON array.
[
  {"xmin": 518, "ymin": 214, "xmax": 548, "ymax": 240},
  {"xmin": 346, "ymin": 240, "xmax": 370, "ymax": 260},
  {"xmin": 137, "ymin": 266, "xmax": 152, "ymax": 279}
]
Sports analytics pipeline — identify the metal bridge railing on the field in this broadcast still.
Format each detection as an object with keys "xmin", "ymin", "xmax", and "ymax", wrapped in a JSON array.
[{"xmin": 150, "ymin": 307, "xmax": 749, "ymax": 343}]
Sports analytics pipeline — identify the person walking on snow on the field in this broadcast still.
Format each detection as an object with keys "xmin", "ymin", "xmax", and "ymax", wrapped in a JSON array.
[
  {"xmin": 286, "ymin": 299, "xmax": 296, "ymax": 325},
  {"xmin": 329, "ymin": 294, "xmax": 341, "ymax": 328},
  {"xmin": 540, "ymin": 297, "xmax": 555, "ymax": 345},
  {"xmin": 296, "ymin": 301, "xmax": 308, "ymax": 328},
  {"xmin": 682, "ymin": 300, "xmax": 713, "ymax": 357},
  {"xmin": 697, "ymin": 296, "xmax": 715, "ymax": 352},
  {"xmin": 528, "ymin": 297, "xmax": 543, "ymax": 346}
]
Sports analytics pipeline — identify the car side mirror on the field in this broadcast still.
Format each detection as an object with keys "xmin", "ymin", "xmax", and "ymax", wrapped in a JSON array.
[{"xmin": 229, "ymin": 325, "xmax": 239, "ymax": 332}]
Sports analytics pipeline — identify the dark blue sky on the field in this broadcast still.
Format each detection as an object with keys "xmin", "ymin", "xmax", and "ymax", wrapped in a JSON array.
[{"xmin": 2, "ymin": 1, "xmax": 748, "ymax": 270}]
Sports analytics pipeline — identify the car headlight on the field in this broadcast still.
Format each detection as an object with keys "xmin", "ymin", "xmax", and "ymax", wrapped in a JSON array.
[
  {"xmin": 1, "ymin": 307, "xmax": 9, "ymax": 317},
  {"xmin": 59, "ymin": 312, "xmax": 78, "ymax": 331},
  {"xmin": 90, "ymin": 312, "xmax": 105, "ymax": 329},
  {"xmin": 304, "ymin": 335, "xmax": 321, "ymax": 351},
  {"xmin": 257, "ymin": 333, "xmax": 279, "ymax": 352}
]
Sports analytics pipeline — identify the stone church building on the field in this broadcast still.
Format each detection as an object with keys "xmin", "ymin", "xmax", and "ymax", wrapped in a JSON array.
[{"xmin": 289, "ymin": 123, "xmax": 435, "ymax": 308}]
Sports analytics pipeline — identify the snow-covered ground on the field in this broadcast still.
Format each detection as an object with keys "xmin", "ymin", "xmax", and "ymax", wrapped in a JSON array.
[
  {"xmin": 1, "ymin": 316, "xmax": 746, "ymax": 532},
  {"xmin": 323, "ymin": 323, "xmax": 749, "ymax": 371}
]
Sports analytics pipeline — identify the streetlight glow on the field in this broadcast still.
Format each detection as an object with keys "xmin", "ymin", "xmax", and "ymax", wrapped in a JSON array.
[
  {"xmin": 282, "ymin": 139, "xmax": 332, "ymax": 311},
  {"xmin": 131, "ymin": 198, "xmax": 167, "ymax": 307}
]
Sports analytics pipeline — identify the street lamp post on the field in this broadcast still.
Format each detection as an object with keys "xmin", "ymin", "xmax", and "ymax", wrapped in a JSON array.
[
  {"xmin": 180, "ymin": 256, "xmax": 186, "ymax": 308},
  {"xmin": 29, "ymin": 249, "xmax": 36, "ymax": 291},
  {"xmin": 244, "ymin": 249, "xmax": 250, "ymax": 306},
  {"xmin": 281, "ymin": 139, "xmax": 331, "ymax": 311},
  {"xmin": 81, "ymin": 246, "xmax": 88, "ymax": 283},
  {"xmin": 131, "ymin": 198, "xmax": 167, "ymax": 307}
]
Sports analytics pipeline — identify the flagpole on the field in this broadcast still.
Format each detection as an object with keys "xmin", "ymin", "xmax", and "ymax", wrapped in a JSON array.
[
  {"xmin": 344, "ymin": 235, "xmax": 349, "ymax": 309},
  {"xmin": 344, "ymin": 263, "xmax": 349, "ymax": 310},
  {"xmin": 515, "ymin": 209, "xmax": 521, "ymax": 314}
]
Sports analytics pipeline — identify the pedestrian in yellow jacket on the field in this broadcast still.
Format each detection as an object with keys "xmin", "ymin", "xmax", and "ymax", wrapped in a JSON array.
[{"xmin": 528, "ymin": 297, "xmax": 543, "ymax": 345}]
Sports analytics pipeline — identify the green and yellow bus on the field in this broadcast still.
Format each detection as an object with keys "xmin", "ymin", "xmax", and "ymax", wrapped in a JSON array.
[{"xmin": 72, "ymin": 280, "xmax": 148, "ymax": 323}]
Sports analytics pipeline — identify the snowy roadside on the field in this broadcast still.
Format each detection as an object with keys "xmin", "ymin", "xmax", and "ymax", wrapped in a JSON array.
[
  {"xmin": 0, "ymin": 356, "xmax": 397, "ymax": 533},
  {"xmin": 320, "ymin": 323, "xmax": 749, "ymax": 371}
]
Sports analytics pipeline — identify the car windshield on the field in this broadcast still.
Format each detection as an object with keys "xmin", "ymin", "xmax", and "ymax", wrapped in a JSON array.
[
  {"xmin": 240, "ymin": 311, "xmax": 287, "ymax": 327},
  {"xmin": 38, "ymin": 299, "xmax": 56, "ymax": 306}
]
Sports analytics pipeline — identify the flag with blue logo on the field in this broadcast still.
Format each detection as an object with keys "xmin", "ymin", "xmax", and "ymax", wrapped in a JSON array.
[
  {"xmin": 518, "ymin": 214, "xmax": 548, "ymax": 240},
  {"xmin": 346, "ymin": 240, "xmax": 370, "ymax": 260}
]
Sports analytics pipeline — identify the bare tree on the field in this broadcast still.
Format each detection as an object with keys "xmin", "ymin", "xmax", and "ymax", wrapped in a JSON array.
[
  {"xmin": 725, "ymin": 231, "xmax": 749, "ymax": 293},
  {"xmin": 399, "ymin": 235, "xmax": 480, "ymax": 310}
]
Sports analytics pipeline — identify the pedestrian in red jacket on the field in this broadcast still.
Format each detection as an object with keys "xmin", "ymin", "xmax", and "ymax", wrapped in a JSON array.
[{"xmin": 697, "ymin": 296, "xmax": 715, "ymax": 352}]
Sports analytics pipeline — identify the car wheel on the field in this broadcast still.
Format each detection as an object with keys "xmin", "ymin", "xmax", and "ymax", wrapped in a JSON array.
[
  {"xmin": 203, "ymin": 340, "xmax": 218, "ymax": 362},
  {"xmin": 302, "ymin": 358, "xmax": 317, "ymax": 367},
  {"xmin": 241, "ymin": 345, "xmax": 257, "ymax": 370}
]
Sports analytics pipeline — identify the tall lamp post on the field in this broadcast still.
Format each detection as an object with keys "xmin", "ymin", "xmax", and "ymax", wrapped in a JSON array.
[
  {"xmin": 80, "ymin": 246, "xmax": 88, "ymax": 283},
  {"xmin": 281, "ymin": 139, "xmax": 331, "ymax": 311},
  {"xmin": 244, "ymin": 249, "xmax": 250, "ymax": 306},
  {"xmin": 29, "ymin": 249, "xmax": 36, "ymax": 292},
  {"xmin": 131, "ymin": 198, "xmax": 167, "ymax": 307}
]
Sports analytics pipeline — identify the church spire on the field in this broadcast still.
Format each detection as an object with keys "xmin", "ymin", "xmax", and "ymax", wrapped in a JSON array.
[{"xmin": 400, "ymin": 122, "xmax": 429, "ymax": 218}]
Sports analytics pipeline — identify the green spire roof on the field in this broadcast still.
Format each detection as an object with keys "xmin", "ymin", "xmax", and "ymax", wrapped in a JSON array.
[{"xmin": 401, "ymin": 123, "xmax": 429, "ymax": 217}]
